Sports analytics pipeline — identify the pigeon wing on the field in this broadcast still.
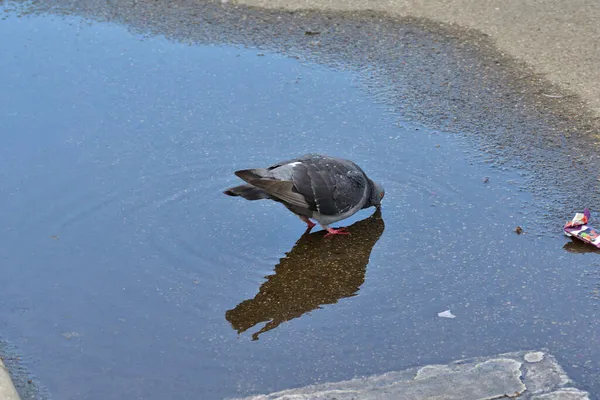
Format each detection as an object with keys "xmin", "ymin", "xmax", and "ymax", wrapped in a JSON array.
[
  {"xmin": 242, "ymin": 177, "xmax": 312, "ymax": 210},
  {"xmin": 292, "ymin": 157, "xmax": 369, "ymax": 216}
]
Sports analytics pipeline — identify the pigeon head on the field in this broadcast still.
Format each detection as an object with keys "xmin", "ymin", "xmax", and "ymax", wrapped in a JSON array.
[{"xmin": 368, "ymin": 180, "xmax": 385, "ymax": 208}]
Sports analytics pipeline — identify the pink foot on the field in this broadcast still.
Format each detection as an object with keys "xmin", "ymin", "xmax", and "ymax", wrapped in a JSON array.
[
  {"xmin": 299, "ymin": 216, "xmax": 316, "ymax": 231},
  {"xmin": 324, "ymin": 227, "xmax": 350, "ymax": 237}
]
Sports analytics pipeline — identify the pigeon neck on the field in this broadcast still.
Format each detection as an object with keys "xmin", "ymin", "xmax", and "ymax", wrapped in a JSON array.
[{"xmin": 364, "ymin": 179, "xmax": 376, "ymax": 208}]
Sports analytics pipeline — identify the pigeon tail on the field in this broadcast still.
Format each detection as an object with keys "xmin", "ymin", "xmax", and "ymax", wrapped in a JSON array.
[
  {"xmin": 223, "ymin": 184, "xmax": 271, "ymax": 200},
  {"xmin": 234, "ymin": 168, "xmax": 270, "ymax": 184}
]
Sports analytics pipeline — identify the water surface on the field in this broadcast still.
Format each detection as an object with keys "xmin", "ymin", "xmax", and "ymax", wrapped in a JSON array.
[{"xmin": 1, "ymin": 7, "xmax": 600, "ymax": 400}]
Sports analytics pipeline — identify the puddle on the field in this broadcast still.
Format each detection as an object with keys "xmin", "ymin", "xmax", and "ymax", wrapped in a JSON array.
[{"xmin": 1, "ymin": 4, "xmax": 600, "ymax": 400}]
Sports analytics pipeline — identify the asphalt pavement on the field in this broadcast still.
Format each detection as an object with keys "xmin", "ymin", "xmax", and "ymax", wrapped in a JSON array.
[{"xmin": 234, "ymin": 0, "xmax": 600, "ymax": 119}]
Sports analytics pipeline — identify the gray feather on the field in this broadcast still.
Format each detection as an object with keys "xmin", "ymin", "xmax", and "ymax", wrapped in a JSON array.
[
  {"xmin": 246, "ymin": 178, "xmax": 311, "ymax": 209},
  {"xmin": 294, "ymin": 156, "xmax": 369, "ymax": 216},
  {"xmin": 223, "ymin": 184, "xmax": 271, "ymax": 201},
  {"xmin": 224, "ymin": 154, "xmax": 382, "ymax": 225}
]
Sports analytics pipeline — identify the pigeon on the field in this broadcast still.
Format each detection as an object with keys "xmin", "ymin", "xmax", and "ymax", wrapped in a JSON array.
[{"xmin": 223, "ymin": 154, "xmax": 384, "ymax": 236}]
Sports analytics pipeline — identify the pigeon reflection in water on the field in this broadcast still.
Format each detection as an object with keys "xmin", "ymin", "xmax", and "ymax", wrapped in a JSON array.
[{"xmin": 226, "ymin": 209, "xmax": 385, "ymax": 340}]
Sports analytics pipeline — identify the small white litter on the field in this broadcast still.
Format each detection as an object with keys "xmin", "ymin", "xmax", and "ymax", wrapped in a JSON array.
[{"xmin": 438, "ymin": 310, "xmax": 456, "ymax": 319}]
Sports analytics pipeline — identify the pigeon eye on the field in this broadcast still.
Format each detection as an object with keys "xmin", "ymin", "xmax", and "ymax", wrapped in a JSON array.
[{"xmin": 380, "ymin": 192, "xmax": 384, "ymax": 198}]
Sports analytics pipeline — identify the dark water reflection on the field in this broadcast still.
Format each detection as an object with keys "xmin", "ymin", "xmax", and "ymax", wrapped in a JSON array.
[
  {"xmin": 227, "ymin": 209, "xmax": 384, "ymax": 340},
  {"xmin": 563, "ymin": 238, "xmax": 600, "ymax": 254}
]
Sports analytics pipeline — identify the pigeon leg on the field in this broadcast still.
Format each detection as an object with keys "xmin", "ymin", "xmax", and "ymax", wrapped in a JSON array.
[
  {"xmin": 298, "ymin": 215, "xmax": 316, "ymax": 231},
  {"xmin": 323, "ymin": 225, "xmax": 350, "ymax": 237}
]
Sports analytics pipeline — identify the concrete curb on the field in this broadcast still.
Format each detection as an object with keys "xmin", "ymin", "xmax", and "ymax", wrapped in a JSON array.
[
  {"xmin": 0, "ymin": 358, "xmax": 21, "ymax": 400},
  {"xmin": 231, "ymin": 350, "xmax": 590, "ymax": 400}
]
